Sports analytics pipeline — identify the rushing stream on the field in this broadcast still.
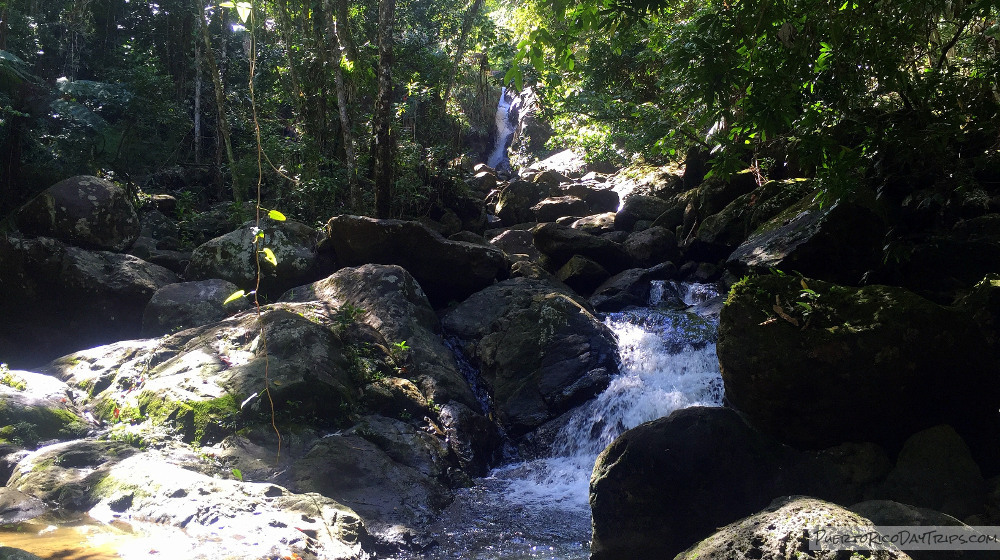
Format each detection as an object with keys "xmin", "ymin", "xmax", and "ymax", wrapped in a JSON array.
[
  {"xmin": 394, "ymin": 282, "xmax": 725, "ymax": 560},
  {"xmin": 486, "ymin": 87, "xmax": 518, "ymax": 172}
]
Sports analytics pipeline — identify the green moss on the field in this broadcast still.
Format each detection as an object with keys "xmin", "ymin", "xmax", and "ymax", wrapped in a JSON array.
[{"xmin": 135, "ymin": 391, "xmax": 241, "ymax": 445}]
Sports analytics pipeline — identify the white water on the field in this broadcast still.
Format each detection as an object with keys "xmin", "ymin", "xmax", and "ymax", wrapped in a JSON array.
[
  {"xmin": 487, "ymin": 88, "xmax": 517, "ymax": 171},
  {"xmin": 400, "ymin": 283, "xmax": 725, "ymax": 559}
]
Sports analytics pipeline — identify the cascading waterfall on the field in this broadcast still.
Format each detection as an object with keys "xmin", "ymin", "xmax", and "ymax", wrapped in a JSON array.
[
  {"xmin": 397, "ymin": 282, "xmax": 725, "ymax": 560},
  {"xmin": 487, "ymin": 87, "xmax": 518, "ymax": 172}
]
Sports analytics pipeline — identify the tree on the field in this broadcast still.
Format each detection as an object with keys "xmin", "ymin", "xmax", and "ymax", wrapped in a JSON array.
[{"xmin": 373, "ymin": 0, "xmax": 397, "ymax": 218}]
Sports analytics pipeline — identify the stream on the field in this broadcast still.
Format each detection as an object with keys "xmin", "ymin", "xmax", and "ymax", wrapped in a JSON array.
[{"xmin": 391, "ymin": 281, "xmax": 725, "ymax": 560}]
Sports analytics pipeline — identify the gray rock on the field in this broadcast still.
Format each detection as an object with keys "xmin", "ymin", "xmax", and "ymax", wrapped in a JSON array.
[
  {"xmin": 185, "ymin": 219, "xmax": 329, "ymax": 299},
  {"xmin": 571, "ymin": 212, "xmax": 617, "ymax": 235},
  {"xmin": 489, "ymin": 228, "xmax": 542, "ymax": 262},
  {"xmin": 850, "ymin": 501, "xmax": 990, "ymax": 560},
  {"xmin": 589, "ymin": 268, "xmax": 654, "ymax": 312},
  {"xmin": 141, "ymin": 279, "xmax": 251, "ymax": 337},
  {"xmin": 614, "ymin": 194, "xmax": 673, "ymax": 232},
  {"xmin": 532, "ymin": 222, "xmax": 631, "ymax": 273},
  {"xmin": 0, "ymin": 547, "xmax": 44, "ymax": 560},
  {"xmin": 0, "ymin": 488, "xmax": 46, "ymax": 524},
  {"xmin": 442, "ymin": 277, "xmax": 617, "ymax": 435},
  {"xmin": 0, "ymin": 369, "xmax": 88, "ymax": 448},
  {"xmin": 325, "ymin": 215, "xmax": 507, "ymax": 307},
  {"xmin": 438, "ymin": 402, "xmax": 501, "ymax": 477},
  {"xmin": 675, "ymin": 496, "xmax": 911, "ymax": 560},
  {"xmin": 494, "ymin": 180, "xmax": 548, "ymax": 225},
  {"xmin": 15, "ymin": 175, "xmax": 140, "ymax": 252},
  {"xmin": 623, "ymin": 226, "xmax": 678, "ymax": 267},
  {"xmin": 555, "ymin": 255, "xmax": 610, "ymax": 295},
  {"xmin": 532, "ymin": 196, "xmax": 589, "ymax": 223}
]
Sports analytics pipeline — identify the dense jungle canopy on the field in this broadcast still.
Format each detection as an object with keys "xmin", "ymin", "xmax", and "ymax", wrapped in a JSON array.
[{"xmin": 0, "ymin": 0, "xmax": 997, "ymax": 224}]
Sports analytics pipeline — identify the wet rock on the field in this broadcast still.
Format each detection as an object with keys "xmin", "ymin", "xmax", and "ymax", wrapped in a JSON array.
[
  {"xmin": 489, "ymin": 228, "xmax": 542, "ymax": 262},
  {"xmin": 872, "ymin": 425, "xmax": 986, "ymax": 519},
  {"xmin": 718, "ymin": 275, "xmax": 998, "ymax": 454},
  {"xmin": 363, "ymin": 377, "xmax": 429, "ymax": 420},
  {"xmin": 15, "ymin": 175, "xmax": 140, "ymax": 252},
  {"xmin": 281, "ymin": 264, "xmax": 478, "ymax": 409},
  {"xmin": 727, "ymin": 196, "xmax": 885, "ymax": 285},
  {"xmin": 0, "ymin": 547, "xmax": 44, "ymax": 560},
  {"xmin": 674, "ymin": 496, "xmax": 911, "ymax": 560},
  {"xmin": 590, "ymin": 407, "xmax": 892, "ymax": 560},
  {"xmin": 532, "ymin": 196, "xmax": 589, "ymax": 223},
  {"xmin": 555, "ymin": 255, "xmax": 610, "ymax": 295},
  {"xmin": 696, "ymin": 178, "xmax": 815, "ymax": 249},
  {"xmin": 614, "ymin": 194, "xmax": 673, "ymax": 232},
  {"xmin": 185, "ymin": 219, "xmax": 330, "ymax": 300},
  {"xmin": 589, "ymin": 268, "xmax": 655, "ymax": 312},
  {"xmin": 0, "ymin": 235, "xmax": 177, "ymax": 368},
  {"xmin": 437, "ymin": 402, "xmax": 501, "ymax": 477},
  {"xmin": 571, "ymin": 212, "xmax": 617, "ymax": 235},
  {"xmin": 443, "ymin": 277, "xmax": 617, "ymax": 435},
  {"xmin": 623, "ymin": 226, "xmax": 678, "ymax": 267},
  {"xmin": 0, "ymin": 369, "xmax": 88, "ymax": 448},
  {"xmin": 141, "ymin": 279, "xmax": 251, "ymax": 337},
  {"xmin": 532, "ymin": 222, "xmax": 631, "ymax": 273},
  {"xmin": 0, "ymin": 488, "xmax": 47, "ymax": 523},
  {"xmin": 325, "ymin": 216, "xmax": 507, "ymax": 307}
]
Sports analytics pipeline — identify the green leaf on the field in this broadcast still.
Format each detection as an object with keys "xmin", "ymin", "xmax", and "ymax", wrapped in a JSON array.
[
  {"xmin": 261, "ymin": 247, "xmax": 278, "ymax": 266},
  {"xmin": 218, "ymin": 1, "xmax": 236, "ymax": 7},
  {"xmin": 236, "ymin": 2, "xmax": 252, "ymax": 23},
  {"xmin": 268, "ymin": 209, "xmax": 287, "ymax": 221},
  {"xmin": 231, "ymin": 468, "xmax": 243, "ymax": 481},
  {"xmin": 224, "ymin": 290, "xmax": 246, "ymax": 305}
]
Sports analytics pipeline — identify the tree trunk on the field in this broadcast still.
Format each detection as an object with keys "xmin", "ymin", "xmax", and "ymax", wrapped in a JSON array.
[
  {"xmin": 373, "ymin": 0, "xmax": 396, "ymax": 218},
  {"xmin": 323, "ymin": 0, "xmax": 359, "ymax": 209},
  {"xmin": 194, "ymin": 39, "xmax": 202, "ymax": 164},
  {"xmin": 197, "ymin": 1, "xmax": 242, "ymax": 202},
  {"xmin": 441, "ymin": 0, "xmax": 484, "ymax": 107}
]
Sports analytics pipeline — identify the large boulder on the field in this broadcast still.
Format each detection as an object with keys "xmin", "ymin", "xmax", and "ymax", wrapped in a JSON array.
[
  {"xmin": 15, "ymin": 175, "xmax": 140, "ymax": 252},
  {"xmin": 141, "ymin": 279, "xmax": 251, "ymax": 337},
  {"xmin": 675, "ymin": 496, "xmax": 911, "ymax": 560},
  {"xmin": 614, "ymin": 194, "xmax": 673, "ymax": 232},
  {"xmin": 0, "ymin": 235, "xmax": 178, "ymax": 368},
  {"xmin": 532, "ymin": 196, "xmax": 589, "ymax": 223},
  {"xmin": 696, "ymin": 178, "xmax": 815, "ymax": 249},
  {"xmin": 325, "ymin": 216, "xmax": 507, "ymax": 307},
  {"xmin": 718, "ymin": 275, "xmax": 999, "ymax": 455},
  {"xmin": 589, "ymin": 406, "xmax": 892, "ymax": 560},
  {"xmin": 555, "ymin": 255, "xmax": 610, "ymax": 295},
  {"xmin": 622, "ymin": 226, "xmax": 679, "ymax": 267},
  {"xmin": 494, "ymin": 180, "xmax": 548, "ymax": 225},
  {"xmin": 532, "ymin": 222, "xmax": 631, "ymax": 273},
  {"xmin": 442, "ymin": 277, "xmax": 617, "ymax": 435},
  {"xmin": 489, "ymin": 229, "xmax": 542, "ymax": 262},
  {"xmin": 185, "ymin": 219, "xmax": 330, "ymax": 299},
  {"xmin": 280, "ymin": 264, "xmax": 478, "ymax": 409},
  {"xmin": 727, "ymin": 196, "xmax": 885, "ymax": 285},
  {"xmin": 0, "ymin": 369, "xmax": 88, "ymax": 448}
]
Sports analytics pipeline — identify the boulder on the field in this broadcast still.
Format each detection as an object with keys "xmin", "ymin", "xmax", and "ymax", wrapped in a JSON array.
[
  {"xmin": 0, "ymin": 369, "xmax": 88, "ymax": 448},
  {"xmin": 363, "ymin": 377, "xmax": 429, "ymax": 421},
  {"xmin": 532, "ymin": 222, "xmax": 631, "ymax": 273},
  {"xmin": 589, "ymin": 268, "xmax": 656, "ymax": 312},
  {"xmin": 45, "ymin": 304, "xmax": 361, "ymax": 444},
  {"xmin": 443, "ymin": 277, "xmax": 617, "ymax": 435},
  {"xmin": 675, "ymin": 496, "xmax": 911, "ymax": 560},
  {"xmin": 526, "ymin": 149, "xmax": 591, "ymax": 178},
  {"xmin": 554, "ymin": 184, "xmax": 620, "ymax": 213},
  {"xmin": 15, "ymin": 175, "xmax": 140, "ymax": 252},
  {"xmin": 727, "ymin": 196, "xmax": 885, "ymax": 285},
  {"xmin": 0, "ymin": 235, "xmax": 177, "ymax": 368},
  {"xmin": 590, "ymin": 406, "xmax": 892, "ymax": 560},
  {"xmin": 718, "ymin": 275, "xmax": 999, "ymax": 453},
  {"xmin": 532, "ymin": 196, "xmax": 589, "ymax": 223},
  {"xmin": 281, "ymin": 264, "xmax": 479, "ymax": 409},
  {"xmin": 888, "ymin": 221, "xmax": 1000, "ymax": 303},
  {"xmin": 489, "ymin": 228, "xmax": 542, "ymax": 262},
  {"xmin": 571, "ymin": 212, "xmax": 617, "ymax": 235},
  {"xmin": 555, "ymin": 255, "xmax": 610, "ymax": 295},
  {"xmin": 614, "ymin": 194, "xmax": 673, "ymax": 232},
  {"xmin": 850, "ymin": 500, "xmax": 994, "ymax": 560},
  {"xmin": 696, "ymin": 178, "xmax": 815, "ymax": 249},
  {"xmin": 437, "ymin": 402, "xmax": 501, "ymax": 477},
  {"xmin": 0, "ymin": 548, "xmax": 42, "ymax": 560},
  {"xmin": 494, "ymin": 180, "xmax": 548, "ymax": 225},
  {"xmin": 623, "ymin": 226, "xmax": 678, "ymax": 267},
  {"xmin": 0, "ymin": 487, "xmax": 46, "ymax": 524},
  {"xmin": 872, "ymin": 425, "xmax": 986, "ymax": 519},
  {"xmin": 325, "ymin": 216, "xmax": 507, "ymax": 307},
  {"xmin": 695, "ymin": 169, "xmax": 759, "ymax": 218},
  {"xmin": 141, "ymin": 279, "xmax": 251, "ymax": 337},
  {"xmin": 185, "ymin": 219, "xmax": 330, "ymax": 299}
]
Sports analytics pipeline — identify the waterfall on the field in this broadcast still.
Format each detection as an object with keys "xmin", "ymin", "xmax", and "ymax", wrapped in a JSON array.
[
  {"xmin": 487, "ymin": 87, "xmax": 518, "ymax": 172},
  {"xmin": 397, "ymin": 283, "xmax": 725, "ymax": 560}
]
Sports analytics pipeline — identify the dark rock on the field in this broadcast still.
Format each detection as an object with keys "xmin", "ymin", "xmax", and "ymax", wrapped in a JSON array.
[
  {"xmin": 590, "ymin": 268, "xmax": 654, "ymax": 312},
  {"xmin": 363, "ymin": 377, "xmax": 429, "ymax": 420},
  {"xmin": 0, "ymin": 235, "xmax": 178, "ymax": 368},
  {"xmin": 851, "ymin": 501, "xmax": 990, "ymax": 560},
  {"xmin": 532, "ymin": 196, "xmax": 589, "ymax": 223},
  {"xmin": 696, "ymin": 178, "xmax": 815, "ymax": 249},
  {"xmin": 0, "ymin": 488, "xmax": 47, "ymax": 524},
  {"xmin": 873, "ymin": 425, "xmax": 986, "ymax": 519},
  {"xmin": 590, "ymin": 406, "xmax": 892, "ymax": 560},
  {"xmin": 442, "ymin": 277, "xmax": 617, "ymax": 435},
  {"xmin": 326, "ymin": 215, "xmax": 507, "ymax": 307},
  {"xmin": 675, "ymin": 496, "xmax": 912, "ymax": 560},
  {"xmin": 0, "ymin": 547, "xmax": 43, "ymax": 560},
  {"xmin": 495, "ymin": 180, "xmax": 548, "ymax": 225},
  {"xmin": 532, "ymin": 222, "xmax": 631, "ymax": 273},
  {"xmin": 448, "ymin": 231, "xmax": 488, "ymax": 245},
  {"xmin": 555, "ymin": 255, "xmax": 610, "ymax": 295},
  {"xmin": 489, "ymin": 228, "xmax": 541, "ymax": 262},
  {"xmin": 571, "ymin": 212, "xmax": 617, "ymax": 235},
  {"xmin": 727, "ymin": 196, "xmax": 885, "ymax": 285},
  {"xmin": 600, "ymin": 230, "xmax": 630, "ymax": 244},
  {"xmin": 615, "ymin": 194, "xmax": 673, "ymax": 232},
  {"xmin": 554, "ymin": 184, "xmax": 620, "ymax": 213},
  {"xmin": 438, "ymin": 402, "xmax": 501, "ymax": 477},
  {"xmin": 470, "ymin": 171, "xmax": 497, "ymax": 193},
  {"xmin": 281, "ymin": 264, "xmax": 479, "ymax": 409},
  {"xmin": 718, "ymin": 275, "xmax": 998, "ymax": 452},
  {"xmin": 651, "ymin": 188, "xmax": 699, "ymax": 235},
  {"xmin": 139, "ymin": 208, "xmax": 180, "ymax": 240},
  {"xmin": 623, "ymin": 226, "xmax": 679, "ymax": 267},
  {"xmin": 695, "ymin": 169, "xmax": 759, "ymax": 218},
  {"xmin": 185, "ymin": 219, "xmax": 330, "ymax": 300},
  {"xmin": 141, "ymin": 279, "xmax": 251, "ymax": 337},
  {"xmin": 149, "ymin": 193, "xmax": 178, "ymax": 216},
  {"xmin": 15, "ymin": 175, "xmax": 140, "ymax": 252}
]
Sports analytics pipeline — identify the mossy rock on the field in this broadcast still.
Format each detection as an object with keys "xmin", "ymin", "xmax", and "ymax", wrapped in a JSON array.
[
  {"xmin": 719, "ymin": 275, "xmax": 999, "ymax": 454},
  {"xmin": 0, "ymin": 370, "xmax": 88, "ymax": 448}
]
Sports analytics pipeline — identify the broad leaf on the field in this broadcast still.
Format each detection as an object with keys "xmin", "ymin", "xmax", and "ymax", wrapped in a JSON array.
[
  {"xmin": 261, "ymin": 247, "xmax": 278, "ymax": 266},
  {"xmin": 224, "ymin": 290, "xmax": 246, "ymax": 304},
  {"xmin": 268, "ymin": 209, "xmax": 287, "ymax": 221}
]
